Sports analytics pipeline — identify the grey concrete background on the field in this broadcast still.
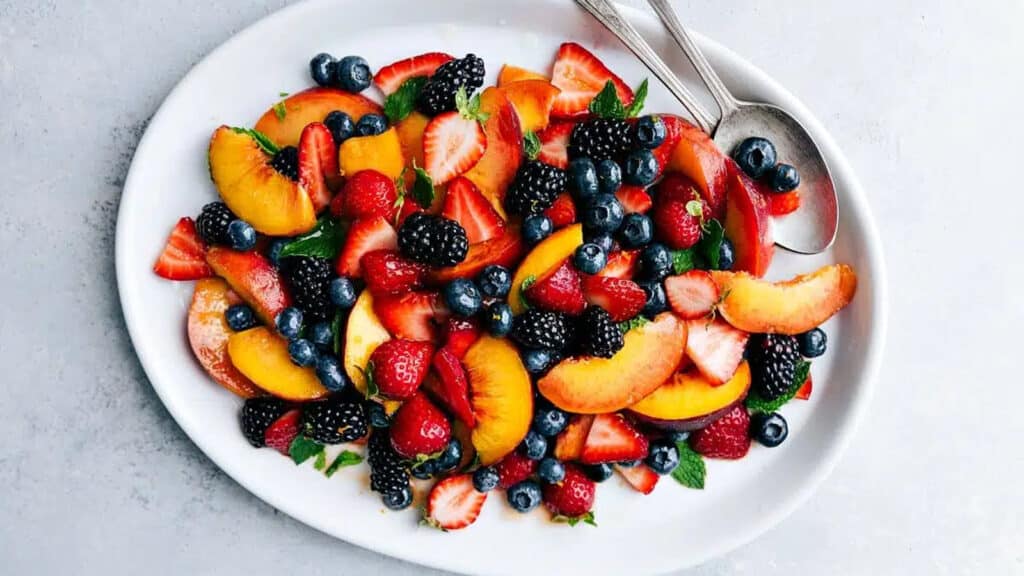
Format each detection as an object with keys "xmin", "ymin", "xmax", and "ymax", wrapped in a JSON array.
[{"xmin": 1, "ymin": 0, "xmax": 1021, "ymax": 574}]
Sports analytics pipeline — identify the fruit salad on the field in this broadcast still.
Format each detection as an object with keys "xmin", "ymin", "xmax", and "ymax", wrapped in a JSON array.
[{"xmin": 153, "ymin": 42, "xmax": 857, "ymax": 530}]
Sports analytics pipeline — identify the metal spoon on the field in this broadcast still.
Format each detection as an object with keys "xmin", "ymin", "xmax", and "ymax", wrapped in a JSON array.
[{"xmin": 575, "ymin": 0, "xmax": 838, "ymax": 253}]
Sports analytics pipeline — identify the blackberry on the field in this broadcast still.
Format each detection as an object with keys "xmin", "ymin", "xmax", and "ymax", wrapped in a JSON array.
[
  {"xmin": 368, "ymin": 430, "xmax": 410, "ymax": 496},
  {"xmin": 269, "ymin": 145, "xmax": 299, "ymax": 181},
  {"xmin": 569, "ymin": 118, "xmax": 634, "ymax": 162},
  {"xmin": 511, "ymin": 309, "xmax": 571, "ymax": 351},
  {"xmin": 281, "ymin": 256, "xmax": 333, "ymax": 322},
  {"xmin": 240, "ymin": 397, "xmax": 287, "ymax": 447},
  {"xmin": 505, "ymin": 161, "xmax": 567, "ymax": 216},
  {"xmin": 577, "ymin": 306, "xmax": 624, "ymax": 358},
  {"xmin": 749, "ymin": 334, "xmax": 801, "ymax": 400},
  {"xmin": 397, "ymin": 213, "xmax": 469, "ymax": 268},
  {"xmin": 301, "ymin": 398, "xmax": 368, "ymax": 444},
  {"xmin": 416, "ymin": 54, "xmax": 486, "ymax": 116},
  {"xmin": 195, "ymin": 202, "xmax": 236, "ymax": 246}
]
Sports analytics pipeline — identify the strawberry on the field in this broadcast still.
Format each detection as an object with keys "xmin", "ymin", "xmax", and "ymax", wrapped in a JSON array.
[
  {"xmin": 654, "ymin": 200, "xmax": 702, "ymax": 250},
  {"xmin": 598, "ymin": 250, "xmax": 639, "ymax": 279},
  {"xmin": 264, "ymin": 408, "xmax": 302, "ymax": 455},
  {"xmin": 616, "ymin": 463, "xmax": 659, "ymax": 494},
  {"xmin": 524, "ymin": 259, "xmax": 586, "ymax": 315},
  {"xmin": 369, "ymin": 339, "xmax": 434, "ymax": 400},
  {"xmin": 423, "ymin": 91, "xmax": 488, "ymax": 185},
  {"xmin": 494, "ymin": 451, "xmax": 538, "ymax": 488},
  {"xmin": 441, "ymin": 317, "xmax": 481, "ymax": 359},
  {"xmin": 333, "ymin": 170, "xmax": 398, "ymax": 220},
  {"xmin": 336, "ymin": 216, "xmax": 398, "ymax": 278},
  {"xmin": 657, "ymin": 172, "xmax": 705, "ymax": 205},
  {"xmin": 690, "ymin": 404, "xmax": 751, "ymax": 459},
  {"xmin": 767, "ymin": 189, "xmax": 801, "ymax": 216},
  {"xmin": 441, "ymin": 176, "xmax": 505, "ymax": 244},
  {"xmin": 685, "ymin": 318, "xmax": 749, "ymax": 385},
  {"xmin": 536, "ymin": 122, "xmax": 574, "ymax": 168},
  {"xmin": 581, "ymin": 275, "xmax": 646, "ymax": 322},
  {"xmin": 543, "ymin": 464, "xmax": 595, "ymax": 517},
  {"xmin": 361, "ymin": 249, "xmax": 426, "ymax": 296},
  {"xmin": 153, "ymin": 217, "xmax": 212, "ymax": 280},
  {"xmin": 664, "ymin": 270, "xmax": 720, "ymax": 320},
  {"xmin": 425, "ymin": 474, "xmax": 488, "ymax": 531},
  {"xmin": 298, "ymin": 122, "xmax": 337, "ymax": 213},
  {"xmin": 795, "ymin": 372, "xmax": 813, "ymax": 400},
  {"xmin": 579, "ymin": 413, "xmax": 649, "ymax": 464},
  {"xmin": 650, "ymin": 115, "xmax": 683, "ymax": 178},
  {"xmin": 374, "ymin": 290, "xmax": 446, "ymax": 342},
  {"xmin": 543, "ymin": 192, "xmax": 577, "ymax": 228},
  {"xmin": 374, "ymin": 52, "xmax": 454, "ymax": 96},
  {"xmin": 389, "ymin": 392, "xmax": 452, "ymax": 458},
  {"xmin": 615, "ymin": 185, "xmax": 653, "ymax": 214},
  {"xmin": 430, "ymin": 347, "xmax": 476, "ymax": 428},
  {"xmin": 550, "ymin": 42, "xmax": 634, "ymax": 118}
]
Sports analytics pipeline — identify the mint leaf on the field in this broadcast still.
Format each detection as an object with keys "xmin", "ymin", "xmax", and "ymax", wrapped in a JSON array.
[
  {"xmin": 588, "ymin": 80, "xmax": 626, "ymax": 119},
  {"xmin": 331, "ymin": 309, "xmax": 344, "ymax": 356},
  {"xmin": 278, "ymin": 217, "xmax": 347, "ymax": 260},
  {"xmin": 624, "ymin": 79, "xmax": 649, "ymax": 118},
  {"xmin": 384, "ymin": 76, "xmax": 428, "ymax": 124},
  {"xmin": 671, "ymin": 442, "xmax": 706, "ymax": 489},
  {"xmin": 518, "ymin": 275, "xmax": 537, "ymax": 310},
  {"xmin": 524, "ymin": 130, "xmax": 541, "ymax": 160},
  {"xmin": 697, "ymin": 219, "xmax": 725, "ymax": 270},
  {"xmin": 325, "ymin": 451, "xmax": 363, "ymax": 477},
  {"xmin": 361, "ymin": 363, "xmax": 379, "ymax": 399},
  {"xmin": 671, "ymin": 248, "xmax": 697, "ymax": 274},
  {"xmin": 746, "ymin": 360, "xmax": 811, "ymax": 413},
  {"xmin": 273, "ymin": 100, "xmax": 287, "ymax": 121},
  {"xmin": 230, "ymin": 127, "xmax": 279, "ymax": 155},
  {"xmin": 289, "ymin": 437, "xmax": 324, "ymax": 465},
  {"xmin": 553, "ymin": 511, "xmax": 597, "ymax": 527},
  {"xmin": 313, "ymin": 450, "xmax": 327, "ymax": 471},
  {"xmin": 279, "ymin": 92, "xmax": 290, "ymax": 98},
  {"xmin": 411, "ymin": 166, "xmax": 435, "ymax": 209},
  {"xmin": 618, "ymin": 316, "xmax": 649, "ymax": 333}
]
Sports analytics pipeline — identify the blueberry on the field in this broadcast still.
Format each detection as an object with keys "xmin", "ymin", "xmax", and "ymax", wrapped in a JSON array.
[
  {"xmin": 275, "ymin": 307, "xmax": 304, "ymax": 339},
  {"xmin": 288, "ymin": 338, "xmax": 317, "ymax": 367},
  {"xmin": 638, "ymin": 243, "xmax": 672, "ymax": 281},
  {"xmin": 522, "ymin": 214, "xmax": 553, "ymax": 245},
  {"xmin": 538, "ymin": 457, "xmax": 566, "ymax": 484},
  {"xmin": 617, "ymin": 213, "xmax": 653, "ymax": 249},
  {"xmin": 314, "ymin": 355, "xmax": 348, "ymax": 392},
  {"xmin": 443, "ymin": 278, "xmax": 482, "ymax": 317},
  {"xmin": 309, "ymin": 52, "xmax": 336, "ymax": 87},
  {"xmin": 573, "ymin": 243, "xmax": 607, "ymax": 274},
  {"xmin": 382, "ymin": 485, "xmax": 414, "ymax": 510},
  {"xmin": 323, "ymin": 110, "xmax": 355, "ymax": 144},
  {"xmin": 366, "ymin": 402, "xmax": 390, "ymax": 428},
  {"xmin": 645, "ymin": 439, "xmax": 680, "ymax": 475},
  {"xmin": 227, "ymin": 220, "xmax": 257, "ymax": 251},
  {"xmin": 484, "ymin": 302, "xmax": 513, "ymax": 337},
  {"xmin": 355, "ymin": 113, "xmax": 388, "ymax": 136},
  {"xmin": 266, "ymin": 238, "xmax": 288, "ymax": 267},
  {"xmin": 581, "ymin": 193, "xmax": 624, "ymax": 234},
  {"xmin": 634, "ymin": 115, "xmax": 666, "ymax": 149},
  {"xmin": 521, "ymin": 430, "xmax": 548, "ymax": 460},
  {"xmin": 716, "ymin": 238, "xmax": 735, "ymax": 271},
  {"xmin": 476, "ymin": 264, "xmax": 512, "ymax": 298},
  {"xmin": 225, "ymin": 304, "xmax": 257, "ymax": 331},
  {"xmin": 732, "ymin": 137, "xmax": 777, "ymax": 179},
  {"xmin": 617, "ymin": 459, "xmax": 641, "ymax": 468},
  {"xmin": 309, "ymin": 321, "xmax": 333, "ymax": 349},
  {"xmin": 666, "ymin": 430, "xmax": 690, "ymax": 443},
  {"xmin": 568, "ymin": 157, "xmax": 599, "ymax": 203},
  {"xmin": 623, "ymin": 149, "xmax": 659, "ymax": 186},
  {"xmin": 522, "ymin": 348, "xmax": 559, "ymax": 376},
  {"xmin": 436, "ymin": 439, "xmax": 462, "ymax": 473},
  {"xmin": 472, "ymin": 466, "xmax": 501, "ymax": 492},
  {"xmin": 596, "ymin": 159, "xmax": 622, "ymax": 195},
  {"xmin": 506, "ymin": 480, "xmax": 542, "ymax": 513},
  {"xmin": 329, "ymin": 277, "xmax": 357, "ymax": 309},
  {"xmin": 410, "ymin": 462, "xmax": 434, "ymax": 480},
  {"xmin": 583, "ymin": 463, "xmax": 614, "ymax": 483},
  {"xmin": 532, "ymin": 405, "xmax": 568, "ymax": 437},
  {"xmin": 769, "ymin": 163, "xmax": 800, "ymax": 193},
  {"xmin": 638, "ymin": 280, "xmax": 667, "ymax": 317},
  {"xmin": 335, "ymin": 55, "xmax": 371, "ymax": 93},
  {"xmin": 585, "ymin": 231, "xmax": 615, "ymax": 253},
  {"xmin": 751, "ymin": 412, "xmax": 788, "ymax": 447},
  {"xmin": 797, "ymin": 328, "xmax": 827, "ymax": 358}
]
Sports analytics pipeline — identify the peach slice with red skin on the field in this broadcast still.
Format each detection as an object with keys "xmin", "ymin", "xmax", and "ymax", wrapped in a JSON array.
[
  {"xmin": 254, "ymin": 87, "xmax": 382, "ymax": 147},
  {"xmin": 723, "ymin": 170, "xmax": 774, "ymax": 277},
  {"xmin": 553, "ymin": 414, "xmax": 595, "ymax": 461},
  {"xmin": 537, "ymin": 313, "xmax": 687, "ymax": 414},
  {"xmin": 665, "ymin": 117, "xmax": 730, "ymax": 217},
  {"xmin": 464, "ymin": 87, "xmax": 523, "ymax": 219},
  {"xmin": 498, "ymin": 79, "xmax": 561, "ymax": 133},
  {"xmin": 509, "ymin": 223, "xmax": 583, "ymax": 314},
  {"xmin": 205, "ymin": 247, "xmax": 291, "ymax": 325},
  {"xmin": 227, "ymin": 327, "xmax": 328, "ymax": 401},
  {"xmin": 710, "ymin": 264, "xmax": 858, "ymax": 335},
  {"xmin": 187, "ymin": 278, "xmax": 262, "ymax": 398},
  {"xmin": 630, "ymin": 362, "xmax": 752, "ymax": 431},
  {"xmin": 497, "ymin": 64, "xmax": 548, "ymax": 86},
  {"xmin": 427, "ymin": 225, "xmax": 524, "ymax": 284},
  {"xmin": 463, "ymin": 335, "xmax": 533, "ymax": 465}
]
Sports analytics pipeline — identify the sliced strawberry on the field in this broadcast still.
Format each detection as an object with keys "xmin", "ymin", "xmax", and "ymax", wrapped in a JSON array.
[
  {"xmin": 494, "ymin": 451, "xmax": 538, "ymax": 488},
  {"xmin": 336, "ymin": 216, "xmax": 398, "ymax": 278},
  {"xmin": 153, "ymin": 217, "xmax": 212, "ymax": 280},
  {"xmin": 690, "ymin": 404, "xmax": 751, "ymax": 459},
  {"xmin": 550, "ymin": 42, "xmax": 634, "ymax": 118},
  {"xmin": 579, "ymin": 413, "xmax": 649, "ymax": 464},
  {"xmin": 553, "ymin": 414, "xmax": 595, "ymax": 461},
  {"xmin": 524, "ymin": 258, "xmax": 586, "ymax": 315},
  {"xmin": 615, "ymin": 185, "xmax": 653, "ymax": 214},
  {"xmin": 795, "ymin": 372, "xmax": 813, "ymax": 400},
  {"xmin": 581, "ymin": 275, "xmax": 646, "ymax": 322},
  {"xmin": 650, "ymin": 115, "xmax": 684, "ymax": 178},
  {"xmin": 616, "ymin": 463, "xmax": 659, "ymax": 494},
  {"xmin": 423, "ymin": 112, "xmax": 487, "ymax": 185},
  {"xmin": 442, "ymin": 176, "xmax": 505, "ymax": 244},
  {"xmin": 441, "ymin": 317, "xmax": 481, "ymax": 359},
  {"xmin": 298, "ymin": 122, "xmax": 337, "ymax": 213},
  {"xmin": 264, "ymin": 408, "xmax": 301, "ymax": 455},
  {"xmin": 684, "ymin": 318, "xmax": 749, "ymax": 385},
  {"xmin": 374, "ymin": 290, "xmax": 446, "ymax": 342},
  {"xmin": 430, "ymin": 347, "xmax": 476, "ymax": 428},
  {"xmin": 536, "ymin": 122, "xmax": 574, "ymax": 168},
  {"xmin": 374, "ymin": 52, "xmax": 454, "ymax": 96},
  {"xmin": 767, "ymin": 189, "xmax": 801, "ymax": 216},
  {"xmin": 543, "ymin": 192, "xmax": 577, "ymax": 228},
  {"xmin": 425, "ymin": 474, "xmax": 487, "ymax": 530},
  {"xmin": 665, "ymin": 270, "xmax": 720, "ymax": 320},
  {"xmin": 361, "ymin": 249, "xmax": 426, "ymax": 296},
  {"xmin": 598, "ymin": 250, "xmax": 639, "ymax": 279}
]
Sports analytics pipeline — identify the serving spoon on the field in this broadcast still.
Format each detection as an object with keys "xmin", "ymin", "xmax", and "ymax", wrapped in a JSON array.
[{"xmin": 574, "ymin": 0, "xmax": 838, "ymax": 254}]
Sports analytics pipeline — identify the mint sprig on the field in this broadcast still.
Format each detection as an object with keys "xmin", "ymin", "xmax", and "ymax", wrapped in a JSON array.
[
  {"xmin": 524, "ymin": 130, "xmax": 542, "ymax": 160},
  {"xmin": 670, "ymin": 441, "xmax": 706, "ymax": 489},
  {"xmin": 384, "ymin": 76, "xmax": 428, "ymax": 124},
  {"xmin": 697, "ymin": 219, "xmax": 725, "ymax": 270},
  {"xmin": 746, "ymin": 360, "xmax": 812, "ymax": 413},
  {"xmin": 325, "ymin": 451, "xmax": 363, "ymax": 477},
  {"xmin": 624, "ymin": 79, "xmax": 649, "ymax": 118},
  {"xmin": 230, "ymin": 127, "xmax": 279, "ymax": 155},
  {"xmin": 671, "ymin": 248, "xmax": 697, "ymax": 274},
  {"xmin": 553, "ymin": 511, "xmax": 597, "ymax": 527},
  {"xmin": 588, "ymin": 78, "xmax": 649, "ymax": 119},
  {"xmin": 411, "ymin": 166, "xmax": 435, "ymax": 209},
  {"xmin": 518, "ymin": 275, "xmax": 537, "ymax": 310},
  {"xmin": 618, "ymin": 316, "xmax": 649, "ymax": 333},
  {"xmin": 288, "ymin": 436, "xmax": 325, "ymax": 465},
  {"xmin": 277, "ymin": 216, "xmax": 347, "ymax": 260}
]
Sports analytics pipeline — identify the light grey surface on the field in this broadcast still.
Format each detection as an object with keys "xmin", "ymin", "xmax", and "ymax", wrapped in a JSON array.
[{"xmin": 1, "ymin": 1, "xmax": 1022, "ymax": 574}]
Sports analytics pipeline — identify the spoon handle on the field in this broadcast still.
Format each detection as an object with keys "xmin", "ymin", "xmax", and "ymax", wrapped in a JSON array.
[
  {"xmin": 646, "ymin": 0, "xmax": 740, "ymax": 120},
  {"xmin": 574, "ymin": 0, "xmax": 717, "ymax": 133}
]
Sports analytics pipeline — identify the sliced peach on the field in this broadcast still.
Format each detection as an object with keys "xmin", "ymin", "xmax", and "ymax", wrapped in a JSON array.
[
  {"xmin": 724, "ymin": 171, "xmax": 774, "ymax": 277},
  {"xmin": 509, "ymin": 224, "xmax": 583, "ymax": 313},
  {"xmin": 427, "ymin": 225, "xmax": 524, "ymax": 284},
  {"xmin": 227, "ymin": 327, "xmax": 328, "ymax": 401},
  {"xmin": 187, "ymin": 278, "xmax": 262, "ymax": 398},
  {"xmin": 395, "ymin": 111, "xmax": 430, "ymax": 189},
  {"xmin": 666, "ymin": 118, "xmax": 729, "ymax": 217},
  {"xmin": 343, "ymin": 290, "xmax": 392, "ymax": 395},
  {"xmin": 464, "ymin": 335, "xmax": 533, "ymax": 465},
  {"xmin": 553, "ymin": 414, "xmax": 595, "ymax": 461},
  {"xmin": 537, "ymin": 313, "xmax": 687, "ymax": 414},
  {"xmin": 630, "ymin": 362, "xmax": 751, "ymax": 431},
  {"xmin": 499, "ymin": 80, "xmax": 561, "ymax": 133},
  {"xmin": 338, "ymin": 127, "xmax": 405, "ymax": 181},
  {"xmin": 710, "ymin": 264, "xmax": 858, "ymax": 335},
  {"xmin": 498, "ymin": 64, "xmax": 548, "ymax": 86},
  {"xmin": 254, "ymin": 87, "xmax": 382, "ymax": 147},
  {"xmin": 206, "ymin": 247, "xmax": 291, "ymax": 325},
  {"xmin": 464, "ymin": 87, "xmax": 523, "ymax": 219}
]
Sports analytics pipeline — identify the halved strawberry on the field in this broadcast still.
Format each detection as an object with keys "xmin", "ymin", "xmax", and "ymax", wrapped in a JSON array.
[
  {"xmin": 550, "ymin": 42, "xmax": 634, "ymax": 118},
  {"xmin": 336, "ymin": 216, "xmax": 398, "ymax": 278},
  {"xmin": 153, "ymin": 217, "xmax": 212, "ymax": 280},
  {"xmin": 690, "ymin": 404, "xmax": 751, "ymax": 459},
  {"xmin": 524, "ymin": 259, "xmax": 586, "ymax": 315},
  {"xmin": 795, "ymin": 372, "xmax": 813, "ymax": 400},
  {"xmin": 298, "ymin": 122, "xmax": 337, "ymax": 213},
  {"xmin": 581, "ymin": 275, "xmax": 646, "ymax": 322},
  {"xmin": 543, "ymin": 192, "xmax": 577, "ymax": 228},
  {"xmin": 429, "ymin": 347, "xmax": 476, "ymax": 428},
  {"xmin": 597, "ymin": 250, "xmax": 638, "ymax": 279},
  {"xmin": 374, "ymin": 290, "xmax": 446, "ymax": 342},
  {"xmin": 374, "ymin": 52, "xmax": 454, "ymax": 96},
  {"xmin": 767, "ymin": 189, "xmax": 801, "ymax": 216},
  {"xmin": 425, "ymin": 474, "xmax": 487, "ymax": 531},
  {"xmin": 665, "ymin": 270, "xmax": 720, "ymax": 320},
  {"xmin": 684, "ymin": 318, "xmax": 749, "ymax": 385},
  {"xmin": 616, "ymin": 463, "xmax": 659, "ymax": 495},
  {"xmin": 579, "ymin": 413, "xmax": 649, "ymax": 464},
  {"xmin": 441, "ymin": 317, "xmax": 481, "ymax": 359},
  {"xmin": 536, "ymin": 122, "xmax": 574, "ymax": 168},
  {"xmin": 442, "ymin": 176, "xmax": 505, "ymax": 244},
  {"xmin": 423, "ymin": 102, "xmax": 487, "ymax": 185},
  {"xmin": 615, "ymin": 185, "xmax": 653, "ymax": 214},
  {"xmin": 361, "ymin": 249, "xmax": 426, "ymax": 296},
  {"xmin": 264, "ymin": 408, "xmax": 301, "ymax": 455}
]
